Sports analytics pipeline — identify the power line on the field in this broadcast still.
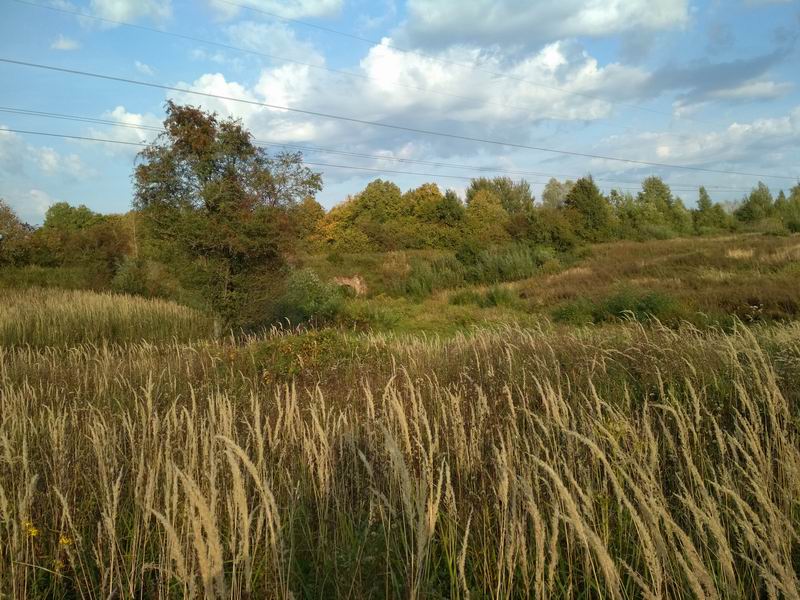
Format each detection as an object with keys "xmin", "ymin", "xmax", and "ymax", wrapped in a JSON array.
[
  {"xmin": 0, "ymin": 127, "xmax": 747, "ymax": 200},
  {"xmin": 1, "ymin": 57, "xmax": 796, "ymax": 182},
  {"xmin": 7, "ymin": 0, "xmax": 642, "ymax": 134},
  {"xmin": 0, "ymin": 127, "xmax": 505, "ymax": 182},
  {"xmin": 214, "ymin": 0, "xmax": 736, "ymax": 130},
  {"xmin": 0, "ymin": 106, "xmax": 759, "ymax": 193}
]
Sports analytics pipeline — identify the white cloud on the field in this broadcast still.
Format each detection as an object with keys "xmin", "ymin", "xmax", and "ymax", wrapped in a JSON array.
[
  {"xmin": 708, "ymin": 79, "xmax": 792, "ymax": 100},
  {"xmin": 208, "ymin": 0, "xmax": 342, "ymax": 20},
  {"xmin": 402, "ymin": 0, "xmax": 689, "ymax": 47},
  {"xmin": 87, "ymin": 106, "xmax": 162, "ymax": 154},
  {"xmin": 35, "ymin": 147, "xmax": 88, "ymax": 178},
  {"xmin": 50, "ymin": 34, "xmax": 80, "ymax": 51},
  {"xmin": 0, "ymin": 127, "xmax": 25, "ymax": 175},
  {"xmin": 225, "ymin": 21, "xmax": 325, "ymax": 65},
  {"xmin": 134, "ymin": 61, "xmax": 155, "ymax": 76},
  {"xmin": 4, "ymin": 189, "xmax": 58, "ymax": 223},
  {"xmin": 1, "ymin": 127, "xmax": 88, "ymax": 179},
  {"xmin": 599, "ymin": 106, "xmax": 800, "ymax": 175},
  {"xmin": 157, "ymin": 37, "xmax": 655, "ymax": 160},
  {"xmin": 89, "ymin": 0, "xmax": 171, "ymax": 24}
]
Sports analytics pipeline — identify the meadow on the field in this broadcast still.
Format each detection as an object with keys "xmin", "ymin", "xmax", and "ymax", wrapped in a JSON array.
[{"xmin": 1, "ymin": 239, "xmax": 800, "ymax": 598}]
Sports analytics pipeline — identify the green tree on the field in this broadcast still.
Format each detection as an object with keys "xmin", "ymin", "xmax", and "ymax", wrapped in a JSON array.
[
  {"xmin": 734, "ymin": 182, "xmax": 774, "ymax": 224},
  {"xmin": 291, "ymin": 197, "xmax": 326, "ymax": 246},
  {"xmin": 466, "ymin": 177, "xmax": 534, "ymax": 214},
  {"xmin": 541, "ymin": 178, "xmax": 575, "ymax": 209},
  {"xmin": 693, "ymin": 186, "xmax": 730, "ymax": 232},
  {"xmin": 637, "ymin": 176, "xmax": 692, "ymax": 236},
  {"xmin": 776, "ymin": 184, "xmax": 800, "ymax": 232},
  {"xmin": 133, "ymin": 102, "xmax": 321, "ymax": 326},
  {"xmin": 563, "ymin": 176, "xmax": 614, "ymax": 242},
  {"xmin": 42, "ymin": 202, "xmax": 103, "ymax": 230},
  {"xmin": 465, "ymin": 189, "xmax": 511, "ymax": 246}
]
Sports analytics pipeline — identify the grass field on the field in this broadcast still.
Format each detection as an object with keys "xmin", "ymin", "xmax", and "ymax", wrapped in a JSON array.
[{"xmin": 1, "ymin": 234, "xmax": 800, "ymax": 598}]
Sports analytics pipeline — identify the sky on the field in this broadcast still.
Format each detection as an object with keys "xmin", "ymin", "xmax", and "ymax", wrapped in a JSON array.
[{"xmin": 1, "ymin": 0, "xmax": 799, "ymax": 223}]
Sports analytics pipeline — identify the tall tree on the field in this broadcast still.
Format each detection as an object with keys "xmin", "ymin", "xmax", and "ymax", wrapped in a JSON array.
[
  {"xmin": 563, "ymin": 176, "xmax": 614, "ymax": 242},
  {"xmin": 133, "ymin": 102, "xmax": 322, "ymax": 326},
  {"xmin": 693, "ymin": 186, "xmax": 729, "ymax": 232},
  {"xmin": 465, "ymin": 189, "xmax": 511, "ymax": 246},
  {"xmin": 734, "ymin": 182, "xmax": 774, "ymax": 224}
]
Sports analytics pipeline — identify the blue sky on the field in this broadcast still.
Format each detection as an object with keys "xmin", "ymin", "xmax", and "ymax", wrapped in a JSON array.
[{"xmin": 1, "ymin": 0, "xmax": 799, "ymax": 223}]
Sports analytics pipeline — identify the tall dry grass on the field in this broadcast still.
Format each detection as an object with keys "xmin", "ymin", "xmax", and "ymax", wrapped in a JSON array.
[
  {"xmin": 0, "ymin": 288, "xmax": 213, "ymax": 346},
  {"xmin": 1, "ymin": 314, "xmax": 799, "ymax": 598}
]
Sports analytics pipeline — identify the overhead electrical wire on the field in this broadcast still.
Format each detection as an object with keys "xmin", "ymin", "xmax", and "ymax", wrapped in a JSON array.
[
  {"xmin": 7, "ymin": 0, "xmax": 646, "ymax": 135},
  {"xmin": 0, "ymin": 106, "xmax": 760, "ymax": 193},
  {"xmin": 1, "ymin": 58, "xmax": 796, "ymax": 182},
  {"xmin": 212, "ymin": 0, "xmax": 740, "ymax": 130},
  {"xmin": 0, "ymin": 127, "xmax": 516, "ymax": 182}
]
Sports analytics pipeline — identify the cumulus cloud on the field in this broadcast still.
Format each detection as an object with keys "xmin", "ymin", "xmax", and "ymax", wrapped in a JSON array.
[
  {"xmin": 161, "ymin": 37, "xmax": 652, "ymax": 161},
  {"xmin": 207, "ymin": 0, "xmax": 342, "ymax": 20},
  {"xmin": 1, "ymin": 127, "xmax": 88, "ymax": 179},
  {"xmin": 36, "ymin": 147, "xmax": 88, "ymax": 178},
  {"xmin": 401, "ymin": 0, "xmax": 689, "ymax": 48},
  {"xmin": 88, "ymin": 0, "xmax": 171, "ymax": 24},
  {"xmin": 225, "ymin": 21, "xmax": 325, "ymax": 65},
  {"xmin": 86, "ymin": 106, "xmax": 162, "ymax": 154},
  {"xmin": 50, "ymin": 34, "xmax": 80, "ymax": 50},
  {"xmin": 599, "ymin": 106, "xmax": 800, "ymax": 174},
  {"xmin": 4, "ymin": 189, "xmax": 58, "ymax": 223}
]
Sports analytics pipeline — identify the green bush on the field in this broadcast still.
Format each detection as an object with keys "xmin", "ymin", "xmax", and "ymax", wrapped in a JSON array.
[
  {"xmin": 450, "ymin": 286, "xmax": 519, "ymax": 309},
  {"xmin": 554, "ymin": 290, "xmax": 686, "ymax": 325},
  {"xmin": 397, "ymin": 243, "xmax": 555, "ymax": 301},
  {"xmin": 273, "ymin": 269, "xmax": 344, "ymax": 326},
  {"xmin": 552, "ymin": 298, "xmax": 595, "ymax": 325},
  {"xmin": 598, "ymin": 289, "xmax": 681, "ymax": 322}
]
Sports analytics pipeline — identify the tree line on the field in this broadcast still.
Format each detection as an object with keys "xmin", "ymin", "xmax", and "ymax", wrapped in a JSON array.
[{"xmin": 2, "ymin": 103, "xmax": 799, "ymax": 328}]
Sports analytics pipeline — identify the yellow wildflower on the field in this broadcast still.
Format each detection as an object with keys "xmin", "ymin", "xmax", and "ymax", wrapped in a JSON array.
[{"xmin": 59, "ymin": 534, "xmax": 73, "ymax": 547}]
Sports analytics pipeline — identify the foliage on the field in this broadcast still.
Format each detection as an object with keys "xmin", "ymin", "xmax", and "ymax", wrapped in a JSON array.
[
  {"xmin": 273, "ymin": 268, "xmax": 345, "ymax": 326},
  {"xmin": 449, "ymin": 285, "xmax": 519, "ymax": 308},
  {"xmin": 735, "ymin": 181, "xmax": 774, "ymax": 223},
  {"xmin": 466, "ymin": 176, "xmax": 534, "ymax": 214},
  {"xmin": 563, "ymin": 176, "xmax": 615, "ymax": 242},
  {"xmin": 692, "ymin": 186, "xmax": 731, "ymax": 233},
  {"xmin": 133, "ymin": 102, "xmax": 321, "ymax": 326},
  {"xmin": 0, "ymin": 198, "xmax": 32, "ymax": 265},
  {"xmin": 464, "ymin": 188, "xmax": 511, "ymax": 246},
  {"xmin": 541, "ymin": 177, "xmax": 575, "ymax": 209}
]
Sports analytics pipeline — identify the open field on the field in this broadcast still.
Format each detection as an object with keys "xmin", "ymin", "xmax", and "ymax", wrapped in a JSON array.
[{"xmin": 1, "ymin": 281, "xmax": 799, "ymax": 598}]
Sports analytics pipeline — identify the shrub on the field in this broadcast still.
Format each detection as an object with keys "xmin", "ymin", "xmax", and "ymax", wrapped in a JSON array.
[
  {"xmin": 273, "ymin": 268, "xmax": 344, "ymax": 326},
  {"xmin": 450, "ymin": 286, "xmax": 519, "ymax": 309},
  {"xmin": 554, "ymin": 290, "xmax": 686, "ymax": 325}
]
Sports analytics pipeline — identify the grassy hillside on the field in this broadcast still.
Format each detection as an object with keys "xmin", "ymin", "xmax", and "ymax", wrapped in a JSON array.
[
  {"xmin": 1, "ymin": 235, "xmax": 799, "ymax": 598},
  {"xmin": 323, "ymin": 233, "xmax": 800, "ymax": 332}
]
